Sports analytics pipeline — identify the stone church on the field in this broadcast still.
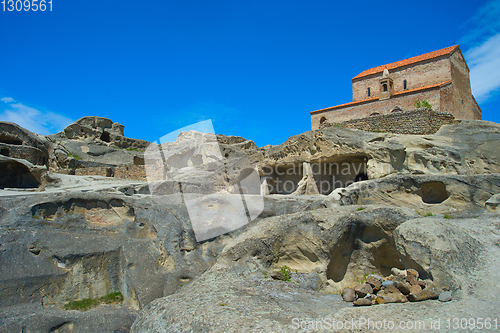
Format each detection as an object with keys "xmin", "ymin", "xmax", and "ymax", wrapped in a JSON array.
[{"xmin": 310, "ymin": 45, "xmax": 482, "ymax": 130}]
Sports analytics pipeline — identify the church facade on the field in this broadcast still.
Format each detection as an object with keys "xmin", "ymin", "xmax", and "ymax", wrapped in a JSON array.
[{"xmin": 310, "ymin": 45, "xmax": 482, "ymax": 130}]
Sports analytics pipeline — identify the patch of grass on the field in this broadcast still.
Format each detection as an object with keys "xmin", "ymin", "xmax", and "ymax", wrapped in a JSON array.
[
  {"xmin": 62, "ymin": 292, "xmax": 123, "ymax": 311},
  {"xmin": 418, "ymin": 211, "xmax": 434, "ymax": 217},
  {"xmin": 99, "ymin": 292, "xmax": 123, "ymax": 304},
  {"xmin": 126, "ymin": 147, "xmax": 140, "ymax": 152},
  {"xmin": 357, "ymin": 207, "xmax": 365, "ymax": 211},
  {"xmin": 355, "ymin": 272, "xmax": 375, "ymax": 285},
  {"xmin": 68, "ymin": 153, "xmax": 82, "ymax": 160},
  {"xmin": 443, "ymin": 213, "xmax": 453, "ymax": 219}
]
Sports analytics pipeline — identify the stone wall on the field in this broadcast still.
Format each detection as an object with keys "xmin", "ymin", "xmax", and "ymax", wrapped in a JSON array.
[
  {"xmin": 320, "ymin": 109, "xmax": 460, "ymax": 135},
  {"xmin": 114, "ymin": 165, "xmax": 147, "ymax": 181},
  {"xmin": 69, "ymin": 165, "xmax": 147, "ymax": 180},
  {"xmin": 75, "ymin": 167, "xmax": 113, "ymax": 177},
  {"xmin": 312, "ymin": 87, "xmax": 443, "ymax": 129}
]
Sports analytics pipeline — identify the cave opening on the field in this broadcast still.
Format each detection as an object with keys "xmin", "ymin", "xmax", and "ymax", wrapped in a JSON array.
[
  {"xmin": 262, "ymin": 156, "xmax": 369, "ymax": 195},
  {"xmin": 0, "ymin": 135, "xmax": 23, "ymax": 145},
  {"xmin": 100, "ymin": 131, "xmax": 111, "ymax": 143},
  {"xmin": 0, "ymin": 161, "xmax": 40, "ymax": 189}
]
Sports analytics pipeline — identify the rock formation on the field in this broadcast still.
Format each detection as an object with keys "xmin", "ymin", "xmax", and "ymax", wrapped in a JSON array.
[{"xmin": 0, "ymin": 118, "xmax": 499, "ymax": 332}]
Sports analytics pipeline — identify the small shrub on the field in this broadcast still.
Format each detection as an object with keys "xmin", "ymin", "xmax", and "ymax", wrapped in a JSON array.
[
  {"xmin": 356, "ymin": 272, "xmax": 370, "ymax": 284},
  {"xmin": 443, "ymin": 213, "xmax": 453, "ymax": 219},
  {"xmin": 425, "ymin": 212, "xmax": 433, "ymax": 217},
  {"xmin": 280, "ymin": 265, "xmax": 294, "ymax": 282},
  {"xmin": 415, "ymin": 100, "xmax": 433, "ymax": 111},
  {"xmin": 357, "ymin": 207, "xmax": 365, "ymax": 211}
]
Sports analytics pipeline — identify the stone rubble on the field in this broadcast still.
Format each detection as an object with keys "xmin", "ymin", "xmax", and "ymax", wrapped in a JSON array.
[{"xmin": 342, "ymin": 268, "xmax": 451, "ymax": 306}]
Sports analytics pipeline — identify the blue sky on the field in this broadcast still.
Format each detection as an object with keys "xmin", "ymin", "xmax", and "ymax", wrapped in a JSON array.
[{"xmin": 1, "ymin": 0, "xmax": 499, "ymax": 147}]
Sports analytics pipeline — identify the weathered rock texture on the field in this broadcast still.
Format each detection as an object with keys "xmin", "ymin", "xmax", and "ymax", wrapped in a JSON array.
[
  {"xmin": 0, "ymin": 121, "xmax": 50, "ymax": 166},
  {"xmin": 0, "ymin": 118, "xmax": 499, "ymax": 333}
]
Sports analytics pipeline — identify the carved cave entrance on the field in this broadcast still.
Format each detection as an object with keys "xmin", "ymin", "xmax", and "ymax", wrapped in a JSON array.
[{"xmin": 264, "ymin": 155, "xmax": 369, "ymax": 195}]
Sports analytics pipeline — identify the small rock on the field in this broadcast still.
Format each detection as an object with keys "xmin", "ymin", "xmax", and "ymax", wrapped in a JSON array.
[
  {"xmin": 406, "ymin": 269, "xmax": 419, "ymax": 285},
  {"xmin": 367, "ymin": 274, "xmax": 383, "ymax": 282},
  {"xmin": 271, "ymin": 271, "xmax": 285, "ymax": 280},
  {"xmin": 376, "ymin": 293, "xmax": 408, "ymax": 304},
  {"xmin": 342, "ymin": 288, "xmax": 356, "ymax": 302},
  {"xmin": 391, "ymin": 267, "xmax": 406, "ymax": 277},
  {"xmin": 438, "ymin": 291, "xmax": 452, "ymax": 302},
  {"xmin": 366, "ymin": 277, "xmax": 382, "ymax": 291},
  {"xmin": 397, "ymin": 282, "xmax": 411, "ymax": 295},
  {"xmin": 353, "ymin": 298, "xmax": 372, "ymax": 306},
  {"xmin": 354, "ymin": 283, "xmax": 373, "ymax": 298},
  {"xmin": 409, "ymin": 285, "xmax": 422, "ymax": 294},
  {"xmin": 408, "ymin": 286, "xmax": 440, "ymax": 302},
  {"xmin": 407, "ymin": 269, "xmax": 419, "ymax": 279},
  {"xmin": 384, "ymin": 284, "xmax": 402, "ymax": 294},
  {"xmin": 415, "ymin": 280, "xmax": 426, "ymax": 288},
  {"xmin": 382, "ymin": 280, "xmax": 394, "ymax": 288}
]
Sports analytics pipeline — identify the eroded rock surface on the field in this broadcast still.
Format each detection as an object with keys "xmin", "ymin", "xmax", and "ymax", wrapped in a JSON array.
[{"xmin": 0, "ymin": 118, "xmax": 500, "ymax": 332}]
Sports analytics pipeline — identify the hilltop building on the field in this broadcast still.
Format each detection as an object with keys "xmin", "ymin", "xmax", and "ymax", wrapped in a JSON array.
[{"xmin": 310, "ymin": 45, "xmax": 481, "ymax": 130}]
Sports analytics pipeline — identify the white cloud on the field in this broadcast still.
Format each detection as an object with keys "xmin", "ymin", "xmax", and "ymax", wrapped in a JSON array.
[
  {"xmin": 0, "ymin": 99, "xmax": 73, "ymax": 135},
  {"xmin": 465, "ymin": 33, "xmax": 500, "ymax": 102},
  {"xmin": 460, "ymin": 0, "xmax": 500, "ymax": 103},
  {"xmin": 1, "ymin": 97, "xmax": 15, "ymax": 103},
  {"xmin": 460, "ymin": 0, "xmax": 500, "ymax": 47}
]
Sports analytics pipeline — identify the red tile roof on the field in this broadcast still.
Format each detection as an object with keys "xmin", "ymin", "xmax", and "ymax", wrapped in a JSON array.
[
  {"xmin": 352, "ymin": 45, "xmax": 459, "ymax": 80},
  {"xmin": 310, "ymin": 80, "xmax": 452, "ymax": 114}
]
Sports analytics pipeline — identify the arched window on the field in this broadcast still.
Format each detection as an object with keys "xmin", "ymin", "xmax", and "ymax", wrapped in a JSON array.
[
  {"xmin": 319, "ymin": 117, "xmax": 327, "ymax": 124},
  {"xmin": 382, "ymin": 84, "xmax": 388, "ymax": 92},
  {"xmin": 367, "ymin": 87, "xmax": 371, "ymax": 97},
  {"xmin": 403, "ymin": 80, "xmax": 407, "ymax": 90}
]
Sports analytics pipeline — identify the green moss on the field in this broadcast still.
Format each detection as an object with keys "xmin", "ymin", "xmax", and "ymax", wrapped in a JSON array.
[
  {"xmin": 443, "ymin": 213, "xmax": 453, "ymax": 219},
  {"xmin": 357, "ymin": 207, "xmax": 365, "ymax": 211},
  {"xmin": 62, "ymin": 292, "xmax": 123, "ymax": 311}
]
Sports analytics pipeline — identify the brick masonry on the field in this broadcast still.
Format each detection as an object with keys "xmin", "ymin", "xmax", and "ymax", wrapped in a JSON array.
[
  {"xmin": 311, "ymin": 46, "xmax": 481, "ymax": 130},
  {"xmin": 320, "ymin": 108, "xmax": 460, "ymax": 135}
]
